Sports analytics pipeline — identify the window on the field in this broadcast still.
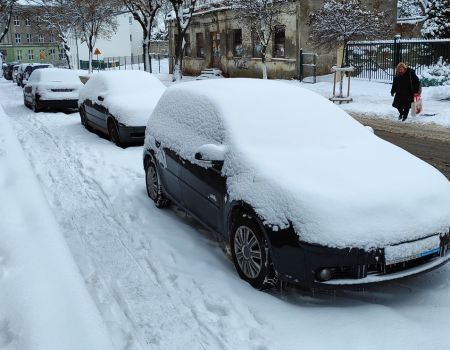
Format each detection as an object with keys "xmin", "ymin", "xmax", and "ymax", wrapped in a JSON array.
[
  {"xmin": 196, "ymin": 32, "xmax": 204, "ymax": 58},
  {"xmin": 38, "ymin": 34, "xmax": 44, "ymax": 43},
  {"xmin": 49, "ymin": 48, "xmax": 56, "ymax": 60},
  {"xmin": 14, "ymin": 16, "xmax": 19, "ymax": 26},
  {"xmin": 27, "ymin": 33, "xmax": 32, "ymax": 43},
  {"xmin": 59, "ymin": 48, "xmax": 64, "ymax": 60},
  {"xmin": 252, "ymin": 31, "xmax": 262, "ymax": 58},
  {"xmin": 49, "ymin": 35, "xmax": 54, "ymax": 43},
  {"xmin": 28, "ymin": 49, "xmax": 34, "ymax": 60},
  {"xmin": 15, "ymin": 33, "xmax": 21, "ymax": 44},
  {"xmin": 273, "ymin": 25, "xmax": 285, "ymax": 58},
  {"xmin": 233, "ymin": 29, "xmax": 242, "ymax": 57},
  {"xmin": 25, "ymin": 18, "xmax": 30, "ymax": 26},
  {"xmin": 129, "ymin": 16, "xmax": 132, "ymax": 24},
  {"xmin": 184, "ymin": 33, "xmax": 191, "ymax": 57},
  {"xmin": 17, "ymin": 50, "xmax": 22, "ymax": 61}
]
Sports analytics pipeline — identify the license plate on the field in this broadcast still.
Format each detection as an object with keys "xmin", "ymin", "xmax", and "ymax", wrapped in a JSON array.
[{"xmin": 385, "ymin": 235, "xmax": 441, "ymax": 265}]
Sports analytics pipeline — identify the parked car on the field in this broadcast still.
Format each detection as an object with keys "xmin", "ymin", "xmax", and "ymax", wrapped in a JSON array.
[
  {"xmin": 16, "ymin": 63, "xmax": 29, "ymax": 87},
  {"xmin": 78, "ymin": 70, "xmax": 165, "ymax": 147},
  {"xmin": 21, "ymin": 63, "xmax": 53, "ymax": 87},
  {"xmin": 143, "ymin": 79, "xmax": 450, "ymax": 290},
  {"xmin": 23, "ymin": 68, "xmax": 83, "ymax": 112},
  {"xmin": 12, "ymin": 64, "xmax": 20, "ymax": 83},
  {"xmin": 3, "ymin": 62, "xmax": 19, "ymax": 80}
]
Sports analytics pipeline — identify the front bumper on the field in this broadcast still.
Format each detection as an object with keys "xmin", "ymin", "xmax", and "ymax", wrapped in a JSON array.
[
  {"xmin": 268, "ymin": 227, "xmax": 450, "ymax": 287},
  {"xmin": 117, "ymin": 124, "xmax": 146, "ymax": 144},
  {"xmin": 39, "ymin": 99, "xmax": 79, "ymax": 109}
]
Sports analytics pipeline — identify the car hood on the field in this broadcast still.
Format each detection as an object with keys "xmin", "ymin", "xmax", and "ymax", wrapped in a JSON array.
[{"xmin": 226, "ymin": 134, "xmax": 450, "ymax": 250}]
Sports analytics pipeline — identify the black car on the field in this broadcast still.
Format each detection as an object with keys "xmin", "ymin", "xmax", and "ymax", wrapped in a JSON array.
[
  {"xmin": 3, "ymin": 62, "xmax": 19, "ymax": 80},
  {"xmin": 21, "ymin": 63, "xmax": 53, "ymax": 87},
  {"xmin": 143, "ymin": 79, "xmax": 450, "ymax": 290},
  {"xmin": 78, "ymin": 71, "xmax": 165, "ymax": 147}
]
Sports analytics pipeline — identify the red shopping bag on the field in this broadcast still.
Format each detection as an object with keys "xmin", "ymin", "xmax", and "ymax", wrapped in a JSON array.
[{"xmin": 411, "ymin": 93, "xmax": 422, "ymax": 117}]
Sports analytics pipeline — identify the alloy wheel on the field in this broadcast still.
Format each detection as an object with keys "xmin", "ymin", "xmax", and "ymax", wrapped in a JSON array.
[{"xmin": 234, "ymin": 225, "xmax": 263, "ymax": 279}]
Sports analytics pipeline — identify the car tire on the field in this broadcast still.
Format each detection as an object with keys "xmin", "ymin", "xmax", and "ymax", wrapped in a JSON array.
[
  {"xmin": 230, "ymin": 215, "xmax": 277, "ymax": 290},
  {"xmin": 33, "ymin": 95, "xmax": 41, "ymax": 113},
  {"xmin": 79, "ymin": 105, "xmax": 90, "ymax": 129},
  {"xmin": 108, "ymin": 119, "xmax": 122, "ymax": 147},
  {"xmin": 24, "ymin": 96, "xmax": 30, "ymax": 109},
  {"xmin": 145, "ymin": 158, "xmax": 170, "ymax": 208}
]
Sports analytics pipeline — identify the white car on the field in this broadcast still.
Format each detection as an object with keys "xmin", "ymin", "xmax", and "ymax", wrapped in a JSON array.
[
  {"xmin": 143, "ymin": 79, "xmax": 450, "ymax": 289},
  {"xmin": 78, "ymin": 70, "xmax": 166, "ymax": 147},
  {"xmin": 23, "ymin": 68, "xmax": 83, "ymax": 112}
]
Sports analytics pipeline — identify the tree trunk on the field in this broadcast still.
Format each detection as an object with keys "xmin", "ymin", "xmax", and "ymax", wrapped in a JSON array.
[
  {"xmin": 172, "ymin": 37, "xmax": 184, "ymax": 82},
  {"xmin": 261, "ymin": 47, "xmax": 268, "ymax": 80},
  {"xmin": 143, "ymin": 42, "xmax": 151, "ymax": 72},
  {"xmin": 88, "ymin": 36, "xmax": 94, "ymax": 74}
]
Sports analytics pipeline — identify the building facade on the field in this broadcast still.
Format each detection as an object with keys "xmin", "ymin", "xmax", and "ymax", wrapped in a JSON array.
[
  {"xmin": 0, "ymin": 6, "xmax": 64, "ymax": 65},
  {"xmin": 169, "ymin": 0, "xmax": 398, "ymax": 79}
]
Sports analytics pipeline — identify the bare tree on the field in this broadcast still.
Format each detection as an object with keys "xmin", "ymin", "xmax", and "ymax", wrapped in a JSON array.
[
  {"xmin": 0, "ymin": 0, "xmax": 17, "ymax": 43},
  {"xmin": 123, "ymin": 0, "xmax": 163, "ymax": 73},
  {"xmin": 168, "ymin": 0, "xmax": 197, "ymax": 81},
  {"xmin": 308, "ymin": 0, "xmax": 391, "ymax": 65},
  {"xmin": 27, "ymin": 0, "xmax": 77, "ymax": 68},
  {"xmin": 233, "ymin": 0, "xmax": 291, "ymax": 79},
  {"xmin": 73, "ymin": 0, "xmax": 120, "ymax": 73}
]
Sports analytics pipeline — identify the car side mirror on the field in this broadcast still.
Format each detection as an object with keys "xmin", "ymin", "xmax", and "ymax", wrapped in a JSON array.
[{"xmin": 194, "ymin": 144, "xmax": 228, "ymax": 163}]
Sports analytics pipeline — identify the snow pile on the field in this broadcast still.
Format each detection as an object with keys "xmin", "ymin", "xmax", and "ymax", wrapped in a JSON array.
[
  {"xmin": 147, "ymin": 79, "xmax": 450, "ymax": 250},
  {"xmin": 79, "ymin": 70, "xmax": 166, "ymax": 126},
  {"xmin": 0, "ymin": 106, "xmax": 114, "ymax": 350}
]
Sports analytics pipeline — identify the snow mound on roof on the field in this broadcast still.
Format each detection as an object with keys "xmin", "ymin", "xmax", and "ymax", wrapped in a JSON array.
[
  {"xmin": 80, "ymin": 70, "xmax": 166, "ymax": 127},
  {"xmin": 146, "ymin": 79, "xmax": 450, "ymax": 249}
]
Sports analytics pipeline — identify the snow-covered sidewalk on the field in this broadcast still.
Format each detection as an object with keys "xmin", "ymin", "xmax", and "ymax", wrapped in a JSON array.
[
  {"xmin": 291, "ymin": 76, "xmax": 450, "ymax": 128},
  {"xmin": 0, "ymin": 105, "xmax": 114, "ymax": 350}
]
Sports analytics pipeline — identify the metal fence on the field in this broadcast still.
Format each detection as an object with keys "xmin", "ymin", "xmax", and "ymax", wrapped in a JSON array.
[
  {"xmin": 79, "ymin": 54, "xmax": 169, "ymax": 73},
  {"xmin": 346, "ymin": 38, "xmax": 450, "ymax": 82}
]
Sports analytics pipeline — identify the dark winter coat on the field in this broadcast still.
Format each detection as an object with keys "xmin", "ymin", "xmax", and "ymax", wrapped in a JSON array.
[{"xmin": 391, "ymin": 68, "xmax": 421, "ymax": 110}]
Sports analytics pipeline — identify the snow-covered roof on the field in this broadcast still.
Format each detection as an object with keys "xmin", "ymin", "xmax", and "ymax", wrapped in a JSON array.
[
  {"xmin": 79, "ymin": 71, "xmax": 166, "ymax": 127},
  {"xmin": 146, "ymin": 79, "xmax": 450, "ymax": 250}
]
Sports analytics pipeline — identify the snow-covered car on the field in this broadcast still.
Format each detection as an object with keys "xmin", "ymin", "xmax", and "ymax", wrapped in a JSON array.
[
  {"xmin": 143, "ymin": 79, "xmax": 450, "ymax": 289},
  {"xmin": 21, "ymin": 63, "xmax": 53, "ymax": 87},
  {"xmin": 23, "ymin": 68, "xmax": 83, "ymax": 112},
  {"xmin": 78, "ymin": 71, "xmax": 166, "ymax": 147},
  {"xmin": 16, "ymin": 63, "xmax": 29, "ymax": 87}
]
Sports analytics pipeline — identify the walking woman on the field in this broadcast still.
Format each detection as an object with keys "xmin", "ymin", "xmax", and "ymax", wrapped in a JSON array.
[{"xmin": 391, "ymin": 62, "xmax": 421, "ymax": 121}]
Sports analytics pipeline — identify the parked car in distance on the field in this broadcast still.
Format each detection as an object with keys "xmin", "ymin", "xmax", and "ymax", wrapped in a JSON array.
[
  {"xmin": 21, "ymin": 63, "xmax": 53, "ymax": 87},
  {"xmin": 23, "ymin": 68, "xmax": 83, "ymax": 112},
  {"xmin": 12, "ymin": 64, "xmax": 20, "ymax": 83},
  {"xmin": 143, "ymin": 79, "xmax": 450, "ymax": 290},
  {"xmin": 16, "ymin": 63, "xmax": 29, "ymax": 87},
  {"xmin": 3, "ymin": 62, "xmax": 19, "ymax": 80},
  {"xmin": 78, "ymin": 70, "xmax": 166, "ymax": 147}
]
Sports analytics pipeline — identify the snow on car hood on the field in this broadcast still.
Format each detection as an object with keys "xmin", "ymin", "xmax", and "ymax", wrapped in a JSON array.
[
  {"xmin": 148, "ymin": 79, "xmax": 450, "ymax": 250},
  {"xmin": 79, "ymin": 71, "xmax": 166, "ymax": 127}
]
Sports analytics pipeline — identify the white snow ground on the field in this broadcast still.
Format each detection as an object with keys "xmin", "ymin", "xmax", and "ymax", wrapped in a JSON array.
[{"xmin": 1, "ymin": 77, "xmax": 450, "ymax": 350}]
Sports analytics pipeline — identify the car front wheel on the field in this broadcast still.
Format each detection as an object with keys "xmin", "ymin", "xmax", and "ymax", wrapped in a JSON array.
[
  {"xmin": 145, "ymin": 159, "xmax": 170, "ymax": 208},
  {"xmin": 231, "ymin": 216, "xmax": 277, "ymax": 290},
  {"xmin": 108, "ymin": 119, "xmax": 122, "ymax": 147},
  {"xmin": 33, "ymin": 95, "xmax": 41, "ymax": 113}
]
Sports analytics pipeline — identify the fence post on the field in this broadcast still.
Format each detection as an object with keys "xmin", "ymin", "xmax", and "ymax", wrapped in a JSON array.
[
  {"xmin": 299, "ymin": 48, "xmax": 303, "ymax": 82},
  {"xmin": 158, "ymin": 54, "xmax": 161, "ymax": 73},
  {"xmin": 394, "ymin": 34, "xmax": 401, "ymax": 70}
]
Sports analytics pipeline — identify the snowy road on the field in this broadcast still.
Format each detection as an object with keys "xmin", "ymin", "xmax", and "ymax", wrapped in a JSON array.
[{"xmin": 1, "ymin": 79, "xmax": 450, "ymax": 350}]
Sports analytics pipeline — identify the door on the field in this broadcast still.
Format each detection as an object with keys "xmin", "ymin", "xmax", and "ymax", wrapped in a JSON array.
[
  {"xmin": 156, "ymin": 147, "xmax": 182, "ymax": 205},
  {"xmin": 179, "ymin": 158, "xmax": 226, "ymax": 233},
  {"xmin": 210, "ymin": 32, "xmax": 221, "ymax": 68},
  {"xmin": 84, "ymin": 99, "xmax": 108, "ymax": 131}
]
